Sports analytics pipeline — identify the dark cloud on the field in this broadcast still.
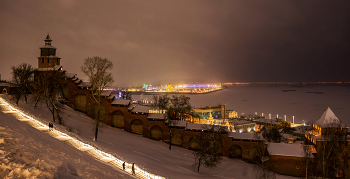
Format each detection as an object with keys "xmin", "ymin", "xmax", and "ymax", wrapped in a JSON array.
[{"xmin": 1, "ymin": 0, "xmax": 349, "ymax": 85}]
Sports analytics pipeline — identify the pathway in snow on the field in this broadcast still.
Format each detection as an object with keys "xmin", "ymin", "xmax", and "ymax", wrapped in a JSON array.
[{"xmin": 0, "ymin": 97, "xmax": 164, "ymax": 179}]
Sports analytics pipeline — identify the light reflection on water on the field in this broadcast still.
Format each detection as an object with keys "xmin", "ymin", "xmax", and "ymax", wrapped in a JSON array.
[{"xmin": 132, "ymin": 85, "xmax": 350, "ymax": 126}]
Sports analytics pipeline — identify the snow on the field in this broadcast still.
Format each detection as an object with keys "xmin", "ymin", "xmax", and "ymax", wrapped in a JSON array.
[
  {"xmin": 111, "ymin": 99, "xmax": 131, "ymax": 105},
  {"xmin": 186, "ymin": 123, "xmax": 206, "ymax": 130},
  {"xmin": 228, "ymin": 132, "xmax": 264, "ymax": 140},
  {"xmin": 314, "ymin": 107, "xmax": 342, "ymax": 127},
  {"xmin": 132, "ymin": 105, "xmax": 150, "ymax": 113},
  {"xmin": 0, "ymin": 94, "xmax": 297, "ymax": 179},
  {"xmin": 231, "ymin": 119, "xmax": 255, "ymax": 125},
  {"xmin": 281, "ymin": 134, "xmax": 299, "ymax": 139},
  {"xmin": 0, "ymin": 112, "xmax": 131, "ymax": 179},
  {"xmin": 39, "ymin": 46, "xmax": 57, "ymax": 49},
  {"xmin": 74, "ymin": 79, "xmax": 81, "ymax": 84},
  {"xmin": 108, "ymin": 95, "xmax": 115, "ymax": 99},
  {"xmin": 267, "ymin": 142, "xmax": 315, "ymax": 158},
  {"xmin": 128, "ymin": 103, "xmax": 139, "ymax": 110},
  {"xmin": 173, "ymin": 120, "xmax": 187, "ymax": 127},
  {"xmin": 65, "ymin": 73, "xmax": 76, "ymax": 78},
  {"xmin": 147, "ymin": 113, "xmax": 166, "ymax": 120},
  {"xmin": 78, "ymin": 82, "xmax": 92, "ymax": 88},
  {"xmin": 36, "ymin": 65, "xmax": 62, "ymax": 71},
  {"xmin": 0, "ymin": 83, "xmax": 10, "ymax": 87},
  {"xmin": 254, "ymin": 118, "xmax": 280, "ymax": 125}
]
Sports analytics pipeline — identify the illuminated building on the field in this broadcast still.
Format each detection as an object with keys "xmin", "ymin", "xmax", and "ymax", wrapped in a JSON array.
[
  {"xmin": 182, "ymin": 83, "xmax": 221, "ymax": 89},
  {"xmin": 194, "ymin": 105, "xmax": 227, "ymax": 119},
  {"xmin": 165, "ymin": 83, "xmax": 174, "ymax": 92}
]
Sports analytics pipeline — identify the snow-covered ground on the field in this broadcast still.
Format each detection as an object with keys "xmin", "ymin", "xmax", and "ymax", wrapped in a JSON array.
[
  {"xmin": 0, "ymin": 109, "xmax": 131, "ymax": 178},
  {"xmin": 0, "ymin": 94, "xmax": 297, "ymax": 179}
]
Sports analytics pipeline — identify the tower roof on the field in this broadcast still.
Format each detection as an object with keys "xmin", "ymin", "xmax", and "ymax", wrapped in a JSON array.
[
  {"xmin": 45, "ymin": 33, "xmax": 52, "ymax": 42},
  {"xmin": 314, "ymin": 107, "xmax": 342, "ymax": 127}
]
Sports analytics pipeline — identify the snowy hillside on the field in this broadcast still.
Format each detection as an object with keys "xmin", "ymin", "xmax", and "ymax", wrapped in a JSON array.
[
  {"xmin": 0, "ymin": 94, "xmax": 296, "ymax": 179},
  {"xmin": 0, "ymin": 111, "xmax": 131, "ymax": 178}
]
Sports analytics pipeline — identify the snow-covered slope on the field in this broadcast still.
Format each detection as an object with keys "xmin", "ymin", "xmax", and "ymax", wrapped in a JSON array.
[
  {"xmin": 0, "ymin": 111, "xmax": 131, "ymax": 179},
  {"xmin": 0, "ymin": 94, "xmax": 296, "ymax": 179}
]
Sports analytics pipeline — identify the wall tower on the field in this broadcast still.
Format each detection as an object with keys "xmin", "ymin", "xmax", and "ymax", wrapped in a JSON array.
[{"xmin": 38, "ymin": 33, "xmax": 61, "ymax": 69}]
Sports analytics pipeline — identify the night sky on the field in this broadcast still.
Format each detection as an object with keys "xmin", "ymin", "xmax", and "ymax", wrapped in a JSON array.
[{"xmin": 1, "ymin": 0, "xmax": 350, "ymax": 85}]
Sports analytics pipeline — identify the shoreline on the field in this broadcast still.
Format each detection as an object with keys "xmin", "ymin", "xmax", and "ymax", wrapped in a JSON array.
[{"xmin": 129, "ymin": 88, "xmax": 224, "ymax": 95}]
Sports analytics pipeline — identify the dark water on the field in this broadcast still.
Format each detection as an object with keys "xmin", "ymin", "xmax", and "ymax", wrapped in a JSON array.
[{"xmin": 132, "ymin": 85, "xmax": 350, "ymax": 126}]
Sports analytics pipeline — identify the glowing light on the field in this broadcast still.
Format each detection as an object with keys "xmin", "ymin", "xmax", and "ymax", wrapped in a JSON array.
[{"xmin": 0, "ymin": 97, "xmax": 165, "ymax": 179}]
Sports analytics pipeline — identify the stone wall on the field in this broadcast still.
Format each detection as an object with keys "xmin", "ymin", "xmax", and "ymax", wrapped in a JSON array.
[{"xmin": 64, "ymin": 78, "xmax": 315, "ymax": 177}]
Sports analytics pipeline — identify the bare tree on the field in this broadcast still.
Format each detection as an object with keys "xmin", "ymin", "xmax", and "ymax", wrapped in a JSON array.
[
  {"xmin": 81, "ymin": 56, "xmax": 114, "ymax": 141},
  {"xmin": 315, "ymin": 122, "xmax": 349, "ymax": 178},
  {"xmin": 253, "ymin": 164, "xmax": 276, "ymax": 179},
  {"xmin": 152, "ymin": 95, "xmax": 169, "ymax": 113},
  {"xmin": 262, "ymin": 127, "xmax": 281, "ymax": 143},
  {"xmin": 10, "ymin": 63, "xmax": 34, "ymax": 105},
  {"xmin": 166, "ymin": 95, "xmax": 193, "ymax": 150},
  {"xmin": 252, "ymin": 143, "xmax": 276, "ymax": 179},
  {"xmin": 192, "ymin": 125, "xmax": 225, "ymax": 172},
  {"xmin": 301, "ymin": 144, "xmax": 314, "ymax": 179},
  {"xmin": 123, "ymin": 90, "xmax": 132, "ymax": 100},
  {"xmin": 31, "ymin": 70, "xmax": 66, "ymax": 125}
]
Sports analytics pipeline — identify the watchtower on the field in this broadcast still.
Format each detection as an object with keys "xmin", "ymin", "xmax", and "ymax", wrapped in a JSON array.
[{"xmin": 38, "ymin": 33, "xmax": 61, "ymax": 69}]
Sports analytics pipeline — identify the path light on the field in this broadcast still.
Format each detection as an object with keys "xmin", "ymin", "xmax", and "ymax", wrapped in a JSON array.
[{"xmin": 0, "ymin": 97, "xmax": 165, "ymax": 179}]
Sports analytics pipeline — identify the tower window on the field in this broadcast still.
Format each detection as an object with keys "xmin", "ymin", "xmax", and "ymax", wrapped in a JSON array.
[
  {"xmin": 42, "ymin": 59, "xmax": 44, "ymax": 63},
  {"xmin": 48, "ymin": 59, "xmax": 49, "ymax": 63}
]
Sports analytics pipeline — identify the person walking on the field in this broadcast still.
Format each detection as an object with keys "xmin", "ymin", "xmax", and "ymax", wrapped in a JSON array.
[
  {"xmin": 132, "ymin": 163, "xmax": 135, "ymax": 175},
  {"xmin": 49, "ymin": 123, "xmax": 52, "ymax": 131},
  {"xmin": 122, "ymin": 162, "xmax": 125, "ymax": 170}
]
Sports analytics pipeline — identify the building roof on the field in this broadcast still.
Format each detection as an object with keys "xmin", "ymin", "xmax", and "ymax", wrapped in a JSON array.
[
  {"xmin": 173, "ymin": 120, "xmax": 187, "ymax": 127},
  {"xmin": 37, "ymin": 56, "xmax": 60, "ymax": 58},
  {"xmin": 45, "ymin": 34, "xmax": 52, "ymax": 41},
  {"xmin": 111, "ymin": 99, "xmax": 131, "ymax": 106},
  {"xmin": 78, "ymin": 82, "xmax": 92, "ymax": 88},
  {"xmin": 231, "ymin": 119, "xmax": 255, "ymax": 125},
  {"xmin": 132, "ymin": 105, "xmax": 150, "ymax": 113},
  {"xmin": 65, "ymin": 73, "xmax": 76, "ymax": 78},
  {"xmin": 128, "ymin": 103, "xmax": 139, "ymax": 110},
  {"xmin": 314, "ymin": 107, "xmax": 342, "ymax": 127},
  {"xmin": 267, "ymin": 142, "xmax": 316, "ymax": 158},
  {"xmin": 39, "ymin": 46, "xmax": 57, "ymax": 49},
  {"xmin": 282, "ymin": 134, "xmax": 300, "ymax": 139},
  {"xmin": 228, "ymin": 132, "xmax": 264, "ymax": 140},
  {"xmin": 0, "ymin": 83, "xmax": 10, "ymax": 87},
  {"xmin": 36, "ymin": 65, "xmax": 63, "ymax": 71},
  {"xmin": 95, "ymin": 90, "xmax": 111, "ymax": 97},
  {"xmin": 186, "ymin": 123, "xmax": 207, "ymax": 130},
  {"xmin": 254, "ymin": 118, "xmax": 280, "ymax": 125},
  {"xmin": 108, "ymin": 95, "xmax": 115, "ymax": 99},
  {"xmin": 53, "ymin": 65, "xmax": 63, "ymax": 70},
  {"xmin": 147, "ymin": 113, "xmax": 166, "ymax": 120}
]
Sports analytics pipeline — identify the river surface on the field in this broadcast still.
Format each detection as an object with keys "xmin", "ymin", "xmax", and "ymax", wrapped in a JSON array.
[{"xmin": 132, "ymin": 85, "xmax": 350, "ymax": 126}]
